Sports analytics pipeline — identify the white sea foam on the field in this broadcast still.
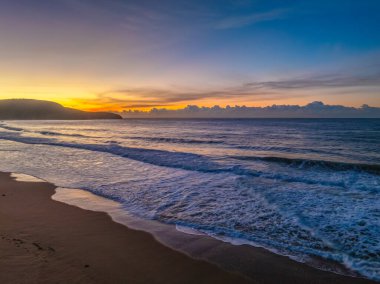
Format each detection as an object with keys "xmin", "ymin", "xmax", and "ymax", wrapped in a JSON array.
[
  {"xmin": 175, "ymin": 225, "xmax": 206, "ymax": 236},
  {"xmin": 11, "ymin": 173, "xmax": 45, "ymax": 183}
]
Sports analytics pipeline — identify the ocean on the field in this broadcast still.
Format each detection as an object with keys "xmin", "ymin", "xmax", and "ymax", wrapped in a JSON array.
[{"xmin": 0, "ymin": 118, "xmax": 379, "ymax": 280}]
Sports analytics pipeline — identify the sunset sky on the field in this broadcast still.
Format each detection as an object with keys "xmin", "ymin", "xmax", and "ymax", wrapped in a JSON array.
[{"xmin": 0, "ymin": 0, "xmax": 379, "ymax": 111}]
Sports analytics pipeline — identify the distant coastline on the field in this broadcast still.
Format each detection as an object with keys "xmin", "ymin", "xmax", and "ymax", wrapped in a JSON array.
[{"xmin": 0, "ymin": 99, "xmax": 122, "ymax": 120}]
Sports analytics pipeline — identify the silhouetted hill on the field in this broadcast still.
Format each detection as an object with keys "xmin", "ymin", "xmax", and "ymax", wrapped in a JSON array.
[{"xmin": 0, "ymin": 99, "xmax": 122, "ymax": 120}]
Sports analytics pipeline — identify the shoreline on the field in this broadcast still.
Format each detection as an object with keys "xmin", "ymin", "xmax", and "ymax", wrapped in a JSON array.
[
  {"xmin": 0, "ymin": 171, "xmax": 249, "ymax": 283},
  {"xmin": 0, "ymin": 171, "xmax": 377, "ymax": 283}
]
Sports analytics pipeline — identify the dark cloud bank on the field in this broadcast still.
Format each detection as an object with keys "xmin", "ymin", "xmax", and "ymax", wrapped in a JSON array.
[{"xmin": 120, "ymin": 101, "xmax": 380, "ymax": 118}]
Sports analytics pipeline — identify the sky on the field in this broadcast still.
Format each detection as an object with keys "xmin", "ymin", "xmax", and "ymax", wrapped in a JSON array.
[{"xmin": 0, "ymin": 0, "xmax": 379, "ymax": 111}]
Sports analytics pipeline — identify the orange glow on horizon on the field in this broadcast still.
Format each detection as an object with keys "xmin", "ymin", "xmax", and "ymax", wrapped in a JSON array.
[{"xmin": 1, "ymin": 83, "xmax": 379, "ymax": 113}]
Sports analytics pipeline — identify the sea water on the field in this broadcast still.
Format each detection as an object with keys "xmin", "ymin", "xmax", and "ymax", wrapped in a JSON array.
[{"xmin": 0, "ymin": 118, "xmax": 379, "ymax": 280}]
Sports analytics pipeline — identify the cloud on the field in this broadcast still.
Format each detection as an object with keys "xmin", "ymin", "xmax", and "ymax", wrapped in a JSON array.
[
  {"xmin": 215, "ymin": 9, "xmax": 288, "ymax": 29},
  {"xmin": 120, "ymin": 101, "xmax": 380, "ymax": 118},
  {"xmin": 69, "ymin": 62, "xmax": 380, "ymax": 112},
  {"xmin": 91, "ymin": 87, "xmax": 275, "ymax": 109},
  {"xmin": 246, "ymin": 72, "xmax": 380, "ymax": 90},
  {"xmin": 85, "ymin": 69, "xmax": 380, "ymax": 110}
]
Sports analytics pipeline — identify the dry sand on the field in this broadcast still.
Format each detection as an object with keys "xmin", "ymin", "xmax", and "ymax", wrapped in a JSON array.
[{"xmin": 0, "ymin": 172, "xmax": 376, "ymax": 284}]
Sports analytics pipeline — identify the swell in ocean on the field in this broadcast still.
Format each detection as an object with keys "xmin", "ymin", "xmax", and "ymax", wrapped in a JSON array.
[{"xmin": 0, "ymin": 119, "xmax": 379, "ymax": 280}]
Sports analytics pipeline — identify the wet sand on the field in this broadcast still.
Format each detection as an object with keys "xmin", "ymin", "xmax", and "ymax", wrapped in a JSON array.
[{"xmin": 0, "ymin": 172, "xmax": 376, "ymax": 284}]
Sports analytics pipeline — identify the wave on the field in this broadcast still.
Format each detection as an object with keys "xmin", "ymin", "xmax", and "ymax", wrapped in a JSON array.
[
  {"xmin": 0, "ymin": 123, "xmax": 94, "ymax": 139},
  {"xmin": 233, "ymin": 155, "xmax": 380, "ymax": 175},
  {"xmin": 126, "ymin": 136, "xmax": 224, "ymax": 144},
  {"xmin": 39, "ymin": 131, "xmax": 88, "ymax": 138},
  {"xmin": 1, "ymin": 132, "xmax": 378, "ymax": 190},
  {"xmin": 0, "ymin": 132, "xmax": 221, "ymax": 172},
  {"xmin": 233, "ymin": 144, "xmax": 342, "ymax": 156},
  {"xmin": 0, "ymin": 124, "xmax": 24, "ymax": 132}
]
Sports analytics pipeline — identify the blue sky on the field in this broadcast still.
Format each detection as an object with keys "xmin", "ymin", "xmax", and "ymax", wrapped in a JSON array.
[{"xmin": 0, "ymin": 0, "xmax": 379, "ymax": 110}]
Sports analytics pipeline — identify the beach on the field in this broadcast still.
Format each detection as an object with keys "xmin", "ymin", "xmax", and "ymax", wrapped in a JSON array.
[
  {"xmin": 1, "ymin": 0, "xmax": 379, "ymax": 281},
  {"xmin": 0, "ymin": 171, "xmax": 252, "ymax": 284},
  {"xmin": 0, "ymin": 171, "xmax": 376, "ymax": 284}
]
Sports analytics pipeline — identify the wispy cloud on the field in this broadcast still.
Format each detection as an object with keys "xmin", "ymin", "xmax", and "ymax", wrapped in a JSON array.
[
  {"xmin": 215, "ymin": 9, "xmax": 288, "ymax": 29},
  {"xmin": 91, "ymin": 87, "xmax": 274, "ymax": 109},
  {"xmin": 246, "ymin": 72, "xmax": 380, "ymax": 90},
  {"xmin": 72, "ymin": 66, "xmax": 380, "ymax": 111}
]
